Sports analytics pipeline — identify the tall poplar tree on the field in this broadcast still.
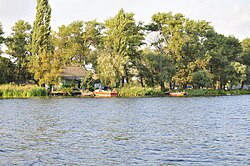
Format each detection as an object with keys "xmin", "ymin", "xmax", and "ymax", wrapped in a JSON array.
[
  {"xmin": 31, "ymin": 0, "xmax": 52, "ymax": 56},
  {"xmin": 97, "ymin": 9, "xmax": 143, "ymax": 87},
  {"xmin": 30, "ymin": 0, "xmax": 54, "ymax": 85}
]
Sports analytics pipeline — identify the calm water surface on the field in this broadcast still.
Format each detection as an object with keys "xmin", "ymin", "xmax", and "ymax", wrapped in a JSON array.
[{"xmin": 0, "ymin": 96, "xmax": 249, "ymax": 165}]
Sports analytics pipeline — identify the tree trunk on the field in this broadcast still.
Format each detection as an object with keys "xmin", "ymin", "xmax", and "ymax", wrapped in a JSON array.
[
  {"xmin": 172, "ymin": 82, "xmax": 176, "ymax": 90},
  {"xmin": 121, "ymin": 76, "xmax": 125, "ymax": 87},
  {"xmin": 160, "ymin": 81, "xmax": 165, "ymax": 92},
  {"xmin": 241, "ymin": 81, "xmax": 244, "ymax": 89},
  {"xmin": 140, "ymin": 75, "xmax": 144, "ymax": 87},
  {"xmin": 151, "ymin": 76, "xmax": 154, "ymax": 88},
  {"xmin": 159, "ymin": 47, "xmax": 164, "ymax": 91}
]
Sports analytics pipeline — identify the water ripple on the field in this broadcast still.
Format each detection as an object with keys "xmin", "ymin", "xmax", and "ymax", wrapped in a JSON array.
[{"xmin": 0, "ymin": 96, "xmax": 249, "ymax": 165}]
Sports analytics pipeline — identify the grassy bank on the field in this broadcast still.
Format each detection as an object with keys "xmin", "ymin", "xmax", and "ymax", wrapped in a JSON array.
[
  {"xmin": 0, "ymin": 84, "xmax": 48, "ymax": 98},
  {"xmin": 117, "ymin": 86, "xmax": 164, "ymax": 97},
  {"xmin": 1, "ymin": 84, "xmax": 249, "ymax": 98},
  {"xmin": 186, "ymin": 89, "xmax": 250, "ymax": 97},
  {"xmin": 118, "ymin": 86, "xmax": 250, "ymax": 97}
]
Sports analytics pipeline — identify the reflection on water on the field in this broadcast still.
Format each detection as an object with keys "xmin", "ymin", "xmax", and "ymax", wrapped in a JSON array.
[{"xmin": 0, "ymin": 96, "xmax": 249, "ymax": 165}]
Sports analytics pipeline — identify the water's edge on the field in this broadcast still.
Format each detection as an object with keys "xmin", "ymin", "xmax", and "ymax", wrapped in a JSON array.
[{"xmin": 0, "ymin": 96, "xmax": 249, "ymax": 165}]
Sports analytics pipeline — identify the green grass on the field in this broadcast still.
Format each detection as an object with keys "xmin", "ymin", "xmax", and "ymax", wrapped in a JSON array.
[
  {"xmin": 1, "ymin": 84, "xmax": 248, "ymax": 98},
  {"xmin": 186, "ymin": 89, "xmax": 250, "ymax": 97},
  {"xmin": 118, "ymin": 86, "xmax": 250, "ymax": 97},
  {"xmin": 0, "ymin": 84, "xmax": 48, "ymax": 98}
]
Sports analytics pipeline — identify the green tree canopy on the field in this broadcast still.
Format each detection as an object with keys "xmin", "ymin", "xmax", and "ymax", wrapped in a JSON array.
[
  {"xmin": 53, "ymin": 20, "xmax": 103, "ymax": 65},
  {"xmin": 137, "ymin": 48, "xmax": 175, "ymax": 88},
  {"xmin": 97, "ymin": 9, "xmax": 144, "ymax": 87},
  {"xmin": 5, "ymin": 20, "xmax": 32, "ymax": 83},
  {"xmin": 148, "ymin": 12, "xmax": 214, "ymax": 89},
  {"xmin": 31, "ymin": 0, "xmax": 52, "ymax": 56},
  {"xmin": 0, "ymin": 56, "xmax": 15, "ymax": 84},
  {"xmin": 1, "ymin": 6, "xmax": 249, "ymax": 91},
  {"xmin": 0, "ymin": 22, "xmax": 4, "ymax": 54},
  {"xmin": 192, "ymin": 70, "xmax": 213, "ymax": 89},
  {"xmin": 206, "ymin": 34, "xmax": 242, "ymax": 89},
  {"xmin": 30, "ymin": 0, "xmax": 56, "ymax": 86},
  {"xmin": 241, "ymin": 38, "xmax": 250, "ymax": 66},
  {"xmin": 241, "ymin": 38, "xmax": 250, "ymax": 84},
  {"xmin": 53, "ymin": 21, "xmax": 85, "ymax": 65}
]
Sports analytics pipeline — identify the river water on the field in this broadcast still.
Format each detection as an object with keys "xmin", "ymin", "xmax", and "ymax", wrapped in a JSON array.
[{"xmin": 0, "ymin": 96, "xmax": 249, "ymax": 165}]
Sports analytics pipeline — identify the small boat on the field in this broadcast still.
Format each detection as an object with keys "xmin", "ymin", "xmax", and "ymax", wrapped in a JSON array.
[
  {"xmin": 169, "ymin": 92, "xmax": 187, "ymax": 97},
  {"xmin": 81, "ymin": 92, "xmax": 95, "ymax": 97},
  {"xmin": 94, "ymin": 90, "xmax": 118, "ymax": 97}
]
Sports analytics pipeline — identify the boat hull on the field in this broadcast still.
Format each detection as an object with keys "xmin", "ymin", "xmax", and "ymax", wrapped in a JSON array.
[
  {"xmin": 169, "ymin": 92, "xmax": 187, "ymax": 97},
  {"xmin": 94, "ymin": 91, "xmax": 118, "ymax": 97}
]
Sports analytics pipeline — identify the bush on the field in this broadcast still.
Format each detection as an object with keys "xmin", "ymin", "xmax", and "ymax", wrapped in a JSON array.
[
  {"xmin": 60, "ymin": 87, "xmax": 72, "ymax": 96},
  {"xmin": 117, "ymin": 86, "xmax": 163, "ymax": 97},
  {"xmin": 27, "ymin": 87, "xmax": 48, "ymax": 97},
  {"xmin": 192, "ymin": 70, "xmax": 213, "ymax": 89}
]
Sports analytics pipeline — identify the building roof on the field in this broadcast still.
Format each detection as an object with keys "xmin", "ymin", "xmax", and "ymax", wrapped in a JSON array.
[{"xmin": 61, "ymin": 66, "xmax": 86, "ymax": 80}]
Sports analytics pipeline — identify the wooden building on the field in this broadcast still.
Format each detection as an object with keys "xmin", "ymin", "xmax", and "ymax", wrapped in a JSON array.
[{"xmin": 60, "ymin": 66, "xmax": 86, "ymax": 88}]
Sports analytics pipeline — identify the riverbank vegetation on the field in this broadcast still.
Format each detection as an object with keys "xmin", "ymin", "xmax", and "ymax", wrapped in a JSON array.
[
  {"xmin": 0, "ymin": 84, "xmax": 48, "ymax": 98},
  {"xmin": 116, "ymin": 87, "xmax": 250, "ymax": 97},
  {"xmin": 117, "ymin": 86, "xmax": 163, "ymax": 97},
  {"xmin": 186, "ymin": 89, "xmax": 250, "ymax": 97},
  {"xmin": 1, "ymin": 0, "xmax": 250, "ymax": 96}
]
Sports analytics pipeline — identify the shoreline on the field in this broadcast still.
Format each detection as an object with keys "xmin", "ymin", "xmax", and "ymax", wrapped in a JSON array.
[
  {"xmin": 1, "ymin": 89, "xmax": 250, "ymax": 99},
  {"xmin": 1, "ymin": 84, "xmax": 250, "ymax": 98}
]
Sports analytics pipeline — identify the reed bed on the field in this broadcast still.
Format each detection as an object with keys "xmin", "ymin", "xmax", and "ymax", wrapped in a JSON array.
[
  {"xmin": 117, "ymin": 86, "xmax": 163, "ymax": 97},
  {"xmin": 0, "ymin": 84, "xmax": 48, "ymax": 98}
]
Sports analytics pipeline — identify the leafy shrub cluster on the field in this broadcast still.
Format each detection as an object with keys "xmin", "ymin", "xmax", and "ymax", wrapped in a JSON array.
[{"xmin": 117, "ymin": 86, "xmax": 163, "ymax": 97}]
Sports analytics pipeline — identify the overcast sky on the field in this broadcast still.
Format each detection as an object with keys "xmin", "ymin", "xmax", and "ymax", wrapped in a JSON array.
[{"xmin": 0, "ymin": 0, "xmax": 250, "ymax": 40}]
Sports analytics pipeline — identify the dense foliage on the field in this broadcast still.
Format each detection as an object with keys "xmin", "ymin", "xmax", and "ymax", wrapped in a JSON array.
[
  {"xmin": 0, "ymin": 3, "xmax": 250, "ymax": 92},
  {"xmin": 0, "ymin": 23, "xmax": 4, "ymax": 54},
  {"xmin": 5, "ymin": 20, "xmax": 32, "ymax": 83},
  {"xmin": 30, "ymin": 0, "xmax": 59, "ymax": 86},
  {"xmin": 0, "ymin": 56, "xmax": 15, "ymax": 84},
  {"xmin": 118, "ymin": 85, "xmax": 163, "ymax": 97}
]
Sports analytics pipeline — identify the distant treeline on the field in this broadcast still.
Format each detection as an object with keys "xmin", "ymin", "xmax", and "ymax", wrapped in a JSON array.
[{"xmin": 0, "ymin": 0, "xmax": 250, "ymax": 91}]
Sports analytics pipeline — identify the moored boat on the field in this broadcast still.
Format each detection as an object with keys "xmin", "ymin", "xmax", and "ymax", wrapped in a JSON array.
[
  {"xmin": 81, "ymin": 92, "xmax": 95, "ymax": 97},
  {"xmin": 94, "ymin": 90, "xmax": 118, "ymax": 97},
  {"xmin": 169, "ymin": 92, "xmax": 187, "ymax": 97}
]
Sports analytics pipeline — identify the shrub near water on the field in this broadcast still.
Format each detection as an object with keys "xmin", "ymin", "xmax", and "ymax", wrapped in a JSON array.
[
  {"xmin": 118, "ymin": 86, "xmax": 163, "ymax": 97},
  {"xmin": 186, "ymin": 89, "xmax": 250, "ymax": 96},
  {"xmin": 0, "ymin": 84, "xmax": 48, "ymax": 98},
  {"xmin": 27, "ymin": 87, "xmax": 48, "ymax": 97}
]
